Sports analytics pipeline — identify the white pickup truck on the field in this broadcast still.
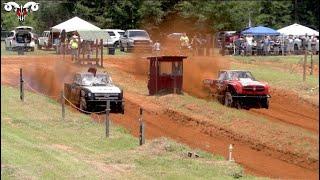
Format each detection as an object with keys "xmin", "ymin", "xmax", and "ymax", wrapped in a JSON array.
[
  {"xmin": 119, "ymin": 29, "xmax": 152, "ymax": 52},
  {"xmin": 38, "ymin": 30, "xmax": 59, "ymax": 50}
]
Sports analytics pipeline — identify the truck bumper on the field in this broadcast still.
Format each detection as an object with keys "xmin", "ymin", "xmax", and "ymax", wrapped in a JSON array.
[
  {"xmin": 87, "ymin": 99, "xmax": 125, "ymax": 113},
  {"xmin": 232, "ymin": 95, "xmax": 271, "ymax": 98}
]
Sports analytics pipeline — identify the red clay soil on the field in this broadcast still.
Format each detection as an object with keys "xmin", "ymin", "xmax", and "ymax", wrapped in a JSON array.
[
  {"xmin": 105, "ymin": 93, "xmax": 318, "ymax": 179},
  {"xmin": 106, "ymin": 55, "xmax": 319, "ymax": 134},
  {"xmin": 1, "ymin": 55, "xmax": 318, "ymax": 179}
]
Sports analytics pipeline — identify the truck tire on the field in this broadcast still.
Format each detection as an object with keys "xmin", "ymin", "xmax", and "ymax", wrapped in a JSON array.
[
  {"xmin": 224, "ymin": 92, "xmax": 233, "ymax": 107},
  {"xmin": 261, "ymin": 98, "xmax": 269, "ymax": 109}
]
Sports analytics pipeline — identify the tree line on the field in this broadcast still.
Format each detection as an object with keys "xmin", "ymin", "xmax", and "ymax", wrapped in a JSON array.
[{"xmin": 1, "ymin": 0, "xmax": 318, "ymax": 36}]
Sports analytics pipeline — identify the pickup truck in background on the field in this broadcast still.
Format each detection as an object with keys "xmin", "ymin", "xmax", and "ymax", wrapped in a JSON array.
[
  {"xmin": 38, "ymin": 30, "xmax": 60, "ymax": 50},
  {"xmin": 119, "ymin": 29, "xmax": 152, "ymax": 52}
]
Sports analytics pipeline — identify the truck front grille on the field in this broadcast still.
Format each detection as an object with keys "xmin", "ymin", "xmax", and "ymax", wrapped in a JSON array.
[
  {"xmin": 243, "ymin": 85, "xmax": 265, "ymax": 92},
  {"xmin": 134, "ymin": 40, "xmax": 150, "ymax": 45},
  {"xmin": 94, "ymin": 93, "xmax": 119, "ymax": 100}
]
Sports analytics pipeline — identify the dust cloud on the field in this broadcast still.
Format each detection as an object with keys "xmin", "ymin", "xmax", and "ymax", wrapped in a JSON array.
[{"xmin": 24, "ymin": 58, "xmax": 80, "ymax": 98}]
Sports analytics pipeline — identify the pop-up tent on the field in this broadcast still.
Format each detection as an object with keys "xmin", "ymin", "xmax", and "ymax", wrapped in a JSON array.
[
  {"xmin": 241, "ymin": 26, "xmax": 280, "ymax": 36},
  {"xmin": 277, "ymin": 23, "xmax": 319, "ymax": 36},
  {"xmin": 51, "ymin": 16, "xmax": 101, "ymax": 32}
]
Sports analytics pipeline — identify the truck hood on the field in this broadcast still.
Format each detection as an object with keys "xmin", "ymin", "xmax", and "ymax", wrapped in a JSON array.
[
  {"xmin": 237, "ymin": 78, "xmax": 266, "ymax": 86},
  {"xmin": 83, "ymin": 86, "xmax": 121, "ymax": 94}
]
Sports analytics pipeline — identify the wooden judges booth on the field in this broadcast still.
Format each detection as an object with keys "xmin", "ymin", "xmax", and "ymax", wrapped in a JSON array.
[
  {"xmin": 146, "ymin": 56, "xmax": 187, "ymax": 95},
  {"xmin": 76, "ymin": 30, "xmax": 110, "ymax": 67}
]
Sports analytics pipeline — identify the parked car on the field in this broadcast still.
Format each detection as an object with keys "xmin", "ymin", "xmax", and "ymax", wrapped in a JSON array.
[
  {"xmin": 1, "ymin": 30, "xmax": 10, "ymax": 41},
  {"xmin": 64, "ymin": 68, "xmax": 124, "ymax": 113},
  {"xmin": 38, "ymin": 30, "xmax": 60, "ymax": 50},
  {"xmin": 203, "ymin": 70, "xmax": 270, "ymax": 109},
  {"xmin": 4, "ymin": 26, "xmax": 35, "ymax": 51},
  {"xmin": 102, "ymin": 29, "xmax": 125, "ymax": 47},
  {"xmin": 119, "ymin": 29, "xmax": 152, "ymax": 52}
]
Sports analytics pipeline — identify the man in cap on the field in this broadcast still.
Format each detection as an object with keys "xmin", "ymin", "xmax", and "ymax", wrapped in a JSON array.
[{"xmin": 69, "ymin": 33, "xmax": 79, "ymax": 62}]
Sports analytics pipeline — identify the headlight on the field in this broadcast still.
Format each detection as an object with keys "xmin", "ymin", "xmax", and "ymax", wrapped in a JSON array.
[
  {"xmin": 87, "ymin": 92, "xmax": 92, "ymax": 97},
  {"xmin": 119, "ymin": 90, "xmax": 123, "ymax": 99},
  {"xmin": 128, "ymin": 38, "xmax": 134, "ymax": 43}
]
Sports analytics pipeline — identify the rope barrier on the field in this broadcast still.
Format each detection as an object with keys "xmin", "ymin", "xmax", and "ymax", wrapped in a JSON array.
[{"xmin": 63, "ymin": 96, "xmax": 106, "ymax": 114}]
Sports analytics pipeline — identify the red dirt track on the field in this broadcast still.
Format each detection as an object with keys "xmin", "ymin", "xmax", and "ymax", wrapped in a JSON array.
[{"xmin": 1, "ymin": 55, "xmax": 318, "ymax": 179}]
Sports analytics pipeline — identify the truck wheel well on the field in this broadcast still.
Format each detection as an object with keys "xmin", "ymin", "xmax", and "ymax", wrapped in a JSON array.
[{"xmin": 226, "ymin": 84, "xmax": 237, "ymax": 94}]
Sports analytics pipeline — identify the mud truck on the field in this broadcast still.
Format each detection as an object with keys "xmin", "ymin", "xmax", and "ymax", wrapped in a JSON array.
[
  {"xmin": 64, "ymin": 68, "xmax": 124, "ymax": 113},
  {"xmin": 203, "ymin": 70, "xmax": 270, "ymax": 109}
]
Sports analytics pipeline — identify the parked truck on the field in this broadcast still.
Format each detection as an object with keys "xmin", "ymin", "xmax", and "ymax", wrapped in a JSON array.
[{"xmin": 119, "ymin": 29, "xmax": 153, "ymax": 52}]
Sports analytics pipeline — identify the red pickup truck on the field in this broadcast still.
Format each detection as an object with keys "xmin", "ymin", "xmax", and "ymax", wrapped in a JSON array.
[{"xmin": 203, "ymin": 70, "xmax": 271, "ymax": 109}]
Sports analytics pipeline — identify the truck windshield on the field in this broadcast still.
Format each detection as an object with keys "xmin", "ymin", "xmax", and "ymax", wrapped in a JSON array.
[
  {"xmin": 228, "ymin": 71, "xmax": 255, "ymax": 80},
  {"xmin": 129, "ymin": 31, "xmax": 149, "ymax": 38},
  {"xmin": 81, "ymin": 74, "xmax": 112, "ymax": 86}
]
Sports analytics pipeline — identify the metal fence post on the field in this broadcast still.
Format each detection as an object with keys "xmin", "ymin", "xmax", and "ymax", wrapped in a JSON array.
[
  {"xmin": 100, "ymin": 39, "xmax": 103, "ymax": 67},
  {"xmin": 61, "ymin": 91, "xmax": 65, "ymax": 120},
  {"xmin": 139, "ymin": 108, "xmax": 145, "ymax": 145},
  {"xmin": 20, "ymin": 68, "xmax": 24, "ymax": 101},
  {"xmin": 105, "ymin": 100, "xmax": 110, "ymax": 138}
]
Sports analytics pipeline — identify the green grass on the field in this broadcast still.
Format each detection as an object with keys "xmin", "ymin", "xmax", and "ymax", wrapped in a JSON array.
[
  {"xmin": 1, "ymin": 85, "xmax": 263, "ymax": 179},
  {"xmin": 1, "ymin": 41, "xmax": 128, "ymax": 56},
  {"xmin": 233, "ymin": 55, "xmax": 319, "ymax": 66}
]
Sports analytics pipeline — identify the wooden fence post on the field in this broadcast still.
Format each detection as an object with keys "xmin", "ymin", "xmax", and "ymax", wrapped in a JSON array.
[
  {"xmin": 20, "ymin": 68, "xmax": 24, "ymax": 101},
  {"xmin": 61, "ymin": 91, "xmax": 65, "ymax": 120},
  {"xmin": 310, "ymin": 52, "xmax": 313, "ymax": 75},
  {"xmin": 105, "ymin": 100, "xmax": 110, "ymax": 138},
  {"xmin": 96, "ymin": 39, "xmax": 99, "ymax": 60},
  {"xmin": 139, "ymin": 108, "xmax": 145, "ymax": 145},
  {"xmin": 100, "ymin": 39, "xmax": 103, "ymax": 67},
  {"xmin": 303, "ymin": 49, "xmax": 307, "ymax": 81}
]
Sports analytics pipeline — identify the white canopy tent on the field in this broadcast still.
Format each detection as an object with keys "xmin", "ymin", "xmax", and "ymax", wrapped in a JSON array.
[
  {"xmin": 51, "ymin": 16, "xmax": 101, "ymax": 33},
  {"xmin": 277, "ymin": 23, "xmax": 319, "ymax": 36}
]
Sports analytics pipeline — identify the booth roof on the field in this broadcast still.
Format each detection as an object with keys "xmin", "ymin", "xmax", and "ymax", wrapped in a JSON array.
[
  {"xmin": 241, "ymin": 26, "xmax": 280, "ymax": 36},
  {"xmin": 51, "ymin": 16, "xmax": 100, "ymax": 33},
  {"xmin": 277, "ymin": 23, "xmax": 319, "ymax": 36}
]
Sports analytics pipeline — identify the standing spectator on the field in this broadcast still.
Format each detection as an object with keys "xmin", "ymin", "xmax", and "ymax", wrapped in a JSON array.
[
  {"xmin": 245, "ymin": 35, "xmax": 253, "ymax": 55},
  {"xmin": 263, "ymin": 35, "xmax": 270, "ymax": 55},
  {"xmin": 179, "ymin": 32, "xmax": 190, "ymax": 55},
  {"xmin": 59, "ymin": 29, "xmax": 67, "ymax": 55},
  {"xmin": 191, "ymin": 33, "xmax": 199, "ymax": 56},
  {"xmin": 287, "ymin": 35, "xmax": 294, "ymax": 55},
  {"xmin": 69, "ymin": 34, "xmax": 79, "ymax": 62},
  {"xmin": 153, "ymin": 40, "xmax": 161, "ymax": 56}
]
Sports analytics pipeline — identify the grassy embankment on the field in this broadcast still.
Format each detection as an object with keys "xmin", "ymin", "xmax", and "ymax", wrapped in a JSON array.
[{"xmin": 1, "ymin": 85, "xmax": 262, "ymax": 179}]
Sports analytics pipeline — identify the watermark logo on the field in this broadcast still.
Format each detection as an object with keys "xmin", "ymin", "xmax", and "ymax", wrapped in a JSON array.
[{"xmin": 3, "ymin": 1, "xmax": 39, "ymax": 22}]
